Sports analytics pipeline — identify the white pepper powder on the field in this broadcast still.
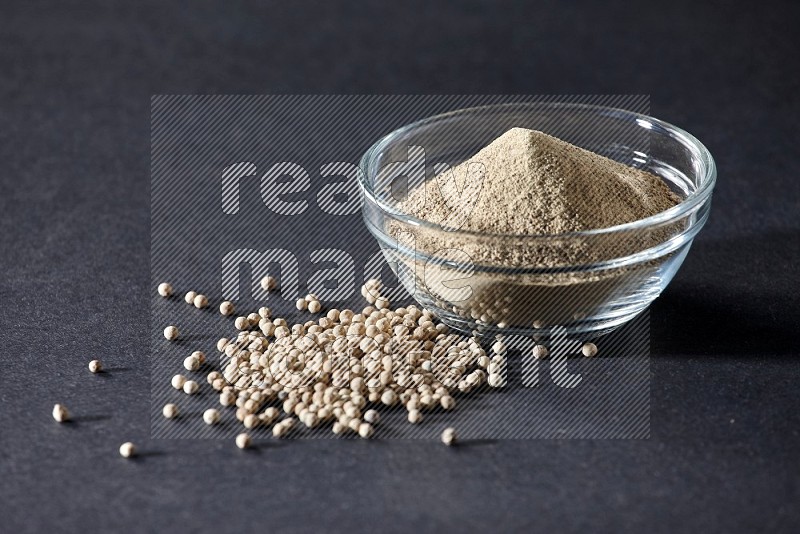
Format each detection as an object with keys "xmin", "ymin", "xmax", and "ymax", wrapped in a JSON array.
[{"xmin": 398, "ymin": 127, "xmax": 680, "ymax": 263}]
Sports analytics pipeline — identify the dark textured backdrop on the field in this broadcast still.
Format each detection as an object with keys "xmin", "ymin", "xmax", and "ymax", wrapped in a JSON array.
[{"xmin": 0, "ymin": 1, "xmax": 798, "ymax": 532}]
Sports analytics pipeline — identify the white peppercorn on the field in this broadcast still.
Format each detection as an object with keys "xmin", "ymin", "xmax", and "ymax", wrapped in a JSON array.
[
  {"xmin": 308, "ymin": 300, "xmax": 322, "ymax": 314},
  {"xmin": 171, "ymin": 374, "xmax": 186, "ymax": 390},
  {"xmin": 220, "ymin": 301, "xmax": 235, "ymax": 316},
  {"xmin": 243, "ymin": 413, "xmax": 259, "ymax": 429},
  {"xmin": 184, "ymin": 291, "xmax": 197, "ymax": 304},
  {"xmin": 163, "ymin": 326, "xmax": 179, "ymax": 341},
  {"xmin": 273, "ymin": 422, "xmax": 287, "ymax": 438},
  {"xmin": 162, "ymin": 403, "xmax": 179, "ymax": 419},
  {"xmin": 381, "ymin": 389, "xmax": 397, "ymax": 406},
  {"xmin": 88, "ymin": 359, "xmax": 102, "ymax": 373},
  {"xmin": 193, "ymin": 294, "xmax": 208, "ymax": 309},
  {"xmin": 219, "ymin": 390, "xmax": 235, "ymax": 407},
  {"xmin": 489, "ymin": 372, "xmax": 506, "ymax": 387},
  {"xmin": 303, "ymin": 412, "xmax": 319, "ymax": 428},
  {"xmin": 347, "ymin": 417, "xmax": 362, "ymax": 432},
  {"xmin": 203, "ymin": 408, "xmax": 220, "ymax": 425},
  {"xmin": 440, "ymin": 395, "xmax": 455, "ymax": 410},
  {"xmin": 183, "ymin": 355, "xmax": 200, "ymax": 371},
  {"xmin": 52, "ymin": 403, "xmax": 70, "ymax": 423},
  {"xmin": 582, "ymin": 342, "xmax": 598, "ymax": 358},
  {"xmin": 157, "ymin": 283, "xmax": 173, "ymax": 297},
  {"xmin": 363, "ymin": 409, "xmax": 380, "ymax": 424},
  {"xmin": 338, "ymin": 309, "xmax": 354, "ymax": 324},
  {"xmin": 408, "ymin": 409, "xmax": 423, "ymax": 424},
  {"xmin": 119, "ymin": 442, "xmax": 136, "ymax": 458},
  {"xmin": 441, "ymin": 427, "xmax": 457, "ymax": 446},
  {"xmin": 260, "ymin": 275, "xmax": 277, "ymax": 291},
  {"xmin": 274, "ymin": 325, "xmax": 290, "ymax": 338},
  {"xmin": 206, "ymin": 371, "xmax": 221, "ymax": 385},
  {"xmin": 182, "ymin": 380, "xmax": 199, "ymax": 395},
  {"xmin": 358, "ymin": 422, "xmax": 374, "ymax": 439},
  {"xmin": 235, "ymin": 433, "xmax": 251, "ymax": 449},
  {"xmin": 533, "ymin": 345, "xmax": 548, "ymax": 359},
  {"xmin": 364, "ymin": 278, "xmax": 382, "ymax": 291}
]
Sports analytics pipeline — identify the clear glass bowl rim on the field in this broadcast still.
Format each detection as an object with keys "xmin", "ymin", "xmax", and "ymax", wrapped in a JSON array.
[{"xmin": 358, "ymin": 101, "xmax": 717, "ymax": 240}]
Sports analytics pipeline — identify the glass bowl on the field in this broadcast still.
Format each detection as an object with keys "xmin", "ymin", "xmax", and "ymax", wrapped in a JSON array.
[{"xmin": 358, "ymin": 102, "xmax": 716, "ymax": 338}]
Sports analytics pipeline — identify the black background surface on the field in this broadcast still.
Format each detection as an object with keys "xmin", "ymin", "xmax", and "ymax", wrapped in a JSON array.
[{"xmin": 1, "ymin": 1, "xmax": 798, "ymax": 532}]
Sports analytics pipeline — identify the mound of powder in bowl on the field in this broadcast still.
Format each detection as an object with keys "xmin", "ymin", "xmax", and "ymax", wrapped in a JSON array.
[
  {"xmin": 388, "ymin": 127, "xmax": 684, "ymax": 329},
  {"xmin": 394, "ymin": 127, "xmax": 681, "ymax": 267}
]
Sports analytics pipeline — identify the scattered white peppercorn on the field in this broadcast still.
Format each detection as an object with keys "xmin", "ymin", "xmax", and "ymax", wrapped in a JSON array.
[
  {"xmin": 488, "ymin": 373, "xmax": 505, "ymax": 388},
  {"xmin": 193, "ymin": 294, "xmax": 209, "ymax": 309},
  {"xmin": 274, "ymin": 325, "xmax": 289, "ymax": 338},
  {"xmin": 171, "ymin": 374, "xmax": 186, "ymax": 390},
  {"xmin": 358, "ymin": 422, "xmax": 374, "ymax": 439},
  {"xmin": 348, "ymin": 418, "xmax": 361, "ymax": 432},
  {"xmin": 155, "ymin": 274, "xmax": 521, "ymax": 442},
  {"xmin": 201, "ymin": 408, "xmax": 220, "ymax": 425},
  {"xmin": 532, "ymin": 345, "xmax": 549, "ymax": 359},
  {"xmin": 163, "ymin": 325, "xmax": 179, "ymax": 341},
  {"xmin": 184, "ymin": 291, "xmax": 197, "ymax": 304},
  {"xmin": 88, "ymin": 359, "xmax": 102, "ymax": 373},
  {"xmin": 381, "ymin": 390, "xmax": 397, "ymax": 406},
  {"xmin": 219, "ymin": 301, "xmax": 235, "ymax": 316},
  {"xmin": 273, "ymin": 422, "xmax": 287, "ymax": 438},
  {"xmin": 119, "ymin": 442, "xmax": 136, "ymax": 458},
  {"xmin": 52, "ymin": 404, "xmax": 70, "ymax": 423},
  {"xmin": 441, "ymin": 427, "xmax": 457, "ymax": 446},
  {"xmin": 157, "ymin": 283, "xmax": 173, "ymax": 297},
  {"xmin": 363, "ymin": 409, "xmax": 380, "ymax": 424},
  {"xmin": 243, "ymin": 413, "xmax": 259, "ymax": 429},
  {"xmin": 162, "ymin": 403, "xmax": 179, "ymax": 419},
  {"xmin": 183, "ymin": 355, "xmax": 200, "ymax": 371},
  {"xmin": 582, "ymin": 342, "xmax": 598, "ymax": 358},
  {"xmin": 440, "ymin": 395, "xmax": 455, "ymax": 410},
  {"xmin": 260, "ymin": 276, "xmax": 277, "ymax": 291},
  {"xmin": 235, "ymin": 433, "xmax": 252, "ymax": 449},
  {"xmin": 219, "ymin": 391, "xmax": 235, "ymax": 407}
]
